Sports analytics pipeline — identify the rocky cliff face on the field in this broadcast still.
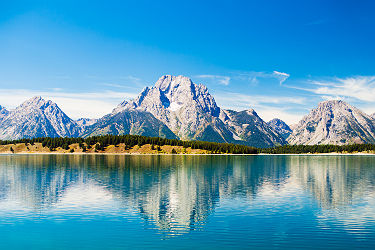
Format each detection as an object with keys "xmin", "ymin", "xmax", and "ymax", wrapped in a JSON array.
[
  {"xmin": 0, "ymin": 96, "xmax": 80, "ymax": 140},
  {"xmin": 287, "ymin": 100, "xmax": 375, "ymax": 145},
  {"xmin": 0, "ymin": 105, "xmax": 9, "ymax": 123},
  {"xmin": 267, "ymin": 118, "xmax": 292, "ymax": 139}
]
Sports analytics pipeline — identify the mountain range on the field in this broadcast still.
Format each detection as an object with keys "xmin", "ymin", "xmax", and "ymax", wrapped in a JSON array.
[{"xmin": 0, "ymin": 75, "xmax": 375, "ymax": 147}]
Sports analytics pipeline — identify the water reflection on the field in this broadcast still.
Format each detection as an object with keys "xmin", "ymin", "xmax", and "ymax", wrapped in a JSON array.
[{"xmin": 0, "ymin": 155, "xmax": 375, "ymax": 235}]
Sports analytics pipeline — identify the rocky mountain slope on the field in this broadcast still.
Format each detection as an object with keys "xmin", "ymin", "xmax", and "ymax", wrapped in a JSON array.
[
  {"xmin": 0, "ymin": 105, "xmax": 9, "ymax": 123},
  {"xmin": 287, "ymin": 100, "xmax": 375, "ymax": 145},
  {"xmin": 0, "ymin": 96, "xmax": 80, "ymax": 140},
  {"xmin": 219, "ymin": 109, "xmax": 287, "ymax": 147},
  {"xmin": 82, "ymin": 109, "xmax": 177, "ymax": 139},
  {"xmin": 267, "ymin": 118, "xmax": 292, "ymax": 139}
]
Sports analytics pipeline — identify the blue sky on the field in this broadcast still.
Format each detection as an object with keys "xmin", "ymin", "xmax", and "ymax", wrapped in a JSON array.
[{"xmin": 1, "ymin": 0, "xmax": 375, "ymax": 123}]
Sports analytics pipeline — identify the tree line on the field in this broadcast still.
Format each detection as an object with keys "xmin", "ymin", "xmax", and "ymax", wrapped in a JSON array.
[
  {"xmin": 260, "ymin": 144, "xmax": 375, "ymax": 154},
  {"xmin": 0, "ymin": 135, "xmax": 258, "ymax": 154}
]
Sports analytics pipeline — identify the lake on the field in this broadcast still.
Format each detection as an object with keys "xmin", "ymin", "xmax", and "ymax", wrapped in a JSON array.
[{"xmin": 1, "ymin": 154, "xmax": 375, "ymax": 249}]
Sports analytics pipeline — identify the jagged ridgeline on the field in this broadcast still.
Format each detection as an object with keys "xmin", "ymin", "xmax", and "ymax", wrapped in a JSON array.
[{"xmin": 0, "ymin": 134, "xmax": 258, "ymax": 154}]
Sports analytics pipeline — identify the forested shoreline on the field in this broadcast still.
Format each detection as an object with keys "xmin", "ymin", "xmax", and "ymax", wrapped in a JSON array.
[
  {"xmin": 260, "ymin": 144, "xmax": 375, "ymax": 154},
  {"xmin": 0, "ymin": 135, "xmax": 258, "ymax": 154},
  {"xmin": 1, "ymin": 135, "xmax": 375, "ymax": 154}
]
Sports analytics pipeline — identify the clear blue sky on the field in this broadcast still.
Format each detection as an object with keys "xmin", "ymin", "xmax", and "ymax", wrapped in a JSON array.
[{"xmin": 1, "ymin": 0, "xmax": 375, "ymax": 123}]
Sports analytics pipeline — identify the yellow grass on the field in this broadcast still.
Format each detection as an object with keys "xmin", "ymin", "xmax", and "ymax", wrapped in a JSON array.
[{"xmin": 0, "ymin": 143, "xmax": 210, "ymax": 154}]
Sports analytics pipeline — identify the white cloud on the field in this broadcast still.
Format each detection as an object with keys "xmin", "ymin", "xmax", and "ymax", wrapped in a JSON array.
[
  {"xmin": 100, "ymin": 82, "xmax": 126, "ymax": 88},
  {"xmin": 196, "ymin": 75, "xmax": 231, "ymax": 85},
  {"xmin": 0, "ymin": 89, "xmax": 138, "ymax": 119},
  {"xmin": 273, "ymin": 71, "xmax": 290, "ymax": 84},
  {"xmin": 196, "ymin": 70, "xmax": 290, "ymax": 86},
  {"xmin": 283, "ymin": 75, "xmax": 375, "ymax": 116},
  {"xmin": 236, "ymin": 70, "xmax": 290, "ymax": 85},
  {"xmin": 309, "ymin": 76, "xmax": 375, "ymax": 103}
]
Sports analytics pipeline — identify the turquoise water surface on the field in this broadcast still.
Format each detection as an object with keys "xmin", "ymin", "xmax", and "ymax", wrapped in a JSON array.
[{"xmin": 1, "ymin": 154, "xmax": 375, "ymax": 249}]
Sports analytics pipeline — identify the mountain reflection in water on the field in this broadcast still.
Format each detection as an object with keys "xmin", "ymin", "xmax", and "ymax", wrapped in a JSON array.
[{"xmin": 1, "ymin": 155, "xmax": 375, "ymax": 243}]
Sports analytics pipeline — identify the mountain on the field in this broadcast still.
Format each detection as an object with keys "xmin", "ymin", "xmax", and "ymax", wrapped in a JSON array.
[
  {"xmin": 113, "ymin": 75, "xmax": 235, "ymax": 143},
  {"xmin": 267, "ymin": 118, "xmax": 292, "ymax": 139},
  {"xmin": 112, "ymin": 75, "xmax": 285, "ymax": 146},
  {"xmin": 0, "ymin": 96, "xmax": 80, "ymax": 140},
  {"xmin": 82, "ymin": 109, "xmax": 177, "ymax": 139},
  {"xmin": 288, "ymin": 100, "xmax": 375, "ymax": 145},
  {"xmin": 219, "ymin": 109, "xmax": 287, "ymax": 147}
]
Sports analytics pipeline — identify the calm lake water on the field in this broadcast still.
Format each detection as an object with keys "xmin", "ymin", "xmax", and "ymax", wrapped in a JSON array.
[{"xmin": 1, "ymin": 155, "xmax": 375, "ymax": 249}]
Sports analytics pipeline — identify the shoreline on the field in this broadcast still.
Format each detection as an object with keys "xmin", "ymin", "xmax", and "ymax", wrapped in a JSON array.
[{"xmin": 0, "ymin": 152, "xmax": 374, "ymax": 156}]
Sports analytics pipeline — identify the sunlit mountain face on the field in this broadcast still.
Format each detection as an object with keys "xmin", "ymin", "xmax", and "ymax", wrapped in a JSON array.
[{"xmin": 1, "ymin": 155, "xmax": 375, "ymax": 247}]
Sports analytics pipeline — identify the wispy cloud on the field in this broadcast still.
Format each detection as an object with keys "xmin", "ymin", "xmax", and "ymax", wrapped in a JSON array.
[
  {"xmin": 281, "ymin": 75, "xmax": 375, "ymax": 116},
  {"xmin": 236, "ymin": 70, "xmax": 290, "ymax": 85},
  {"xmin": 196, "ymin": 75, "xmax": 231, "ymax": 85},
  {"xmin": 303, "ymin": 76, "xmax": 375, "ymax": 103},
  {"xmin": 89, "ymin": 75, "xmax": 144, "ymax": 88},
  {"xmin": 272, "ymin": 71, "xmax": 290, "ymax": 84},
  {"xmin": 0, "ymin": 89, "xmax": 138, "ymax": 119},
  {"xmin": 196, "ymin": 70, "xmax": 290, "ymax": 86},
  {"xmin": 118, "ymin": 75, "xmax": 143, "ymax": 86},
  {"xmin": 100, "ymin": 82, "xmax": 129, "ymax": 88}
]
